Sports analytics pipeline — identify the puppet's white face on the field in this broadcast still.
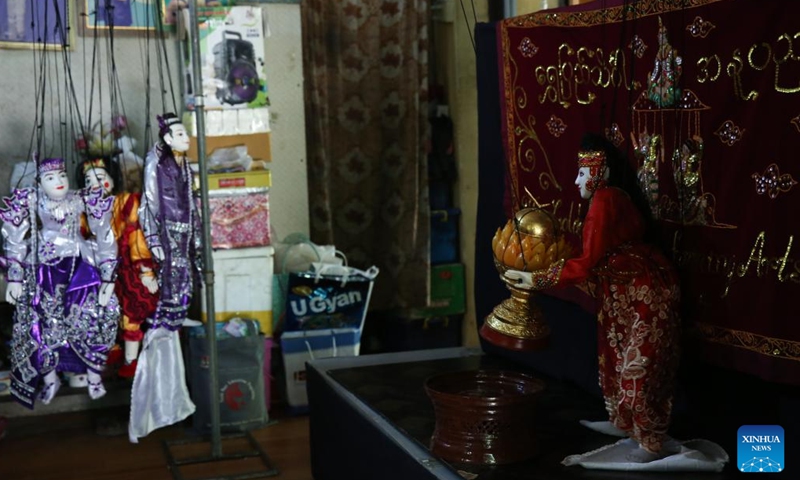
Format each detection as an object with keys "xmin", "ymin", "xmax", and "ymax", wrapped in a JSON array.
[
  {"xmin": 575, "ymin": 167, "xmax": 592, "ymax": 200},
  {"xmin": 41, "ymin": 170, "xmax": 69, "ymax": 200},
  {"xmin": 164, "ymin": 123, "xmax": 190, "ymax": 153},
  {"xmin": 85, "ymin": 167, "xmax": 114, "ymax": 194}
]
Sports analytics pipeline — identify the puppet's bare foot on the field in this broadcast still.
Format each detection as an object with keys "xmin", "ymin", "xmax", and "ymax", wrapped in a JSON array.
[
  {"xmin": 579, "ymin": 420, "xmax": 628, "ymax": 437},
  {"xmin": 39, "ymin": 372, "xmax": 61, "ymax": 405},
  {"xmin": 87, "ymin": 371, "xmax": 107, "ymax": 400},
  {"xmin": 624, "ymin": 446, "xmax": 669, "ymax": 463}
]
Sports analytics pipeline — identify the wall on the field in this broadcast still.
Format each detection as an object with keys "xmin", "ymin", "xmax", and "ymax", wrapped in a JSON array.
[
  {"xmin": 516, "ymin": 0, "xmax": 564, "ymax": 14},
  {"xmin": 0, "ymin": 4, "xmax": 309, "ymax": 302},
  {"xmin": 260, "ymin": 3, "xmax": 309, "ymax": 240},
  {"xmin": 0, "ymin": 4, "xmax": 308, "ymax": 235},
  {"xmin": 0, "ymin": 15, "xmax": 181, "ymax": 300},
  {"xmin": 0, "ymin": 28, "xmax": 176, "ymax": 194},
  {"xmin": 434, "ymin": 0, "xmax": 489, "ymax": 347},
  {"xmin": 435, "ymin": 0, "xmax": 557, "ymax": 346}
]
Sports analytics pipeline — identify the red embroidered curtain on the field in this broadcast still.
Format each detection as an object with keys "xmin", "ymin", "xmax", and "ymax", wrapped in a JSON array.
[
  {"xmin": 498, "ymin": 0, "xmax": 800, "ymax": 384},
  {"xmin": 302, "ymin": 0, "xmax": 431, "ymax": 310}
]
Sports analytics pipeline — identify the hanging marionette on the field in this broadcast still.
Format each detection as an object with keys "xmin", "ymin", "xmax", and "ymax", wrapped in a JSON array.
[
  {"xmin": 505, "ymin": 133, "xmax": 682, "ymax": 462},
  {"xmin": 0, "ymin": 157, "xmax": 120, "ymax": 408},
  {"xmin": 129, "ymin": 113, "xmax": 200, "ymax": 443},
  {"xmin": 139, "ymin": 112, "xmax": 202, "ymax": 329},
  {"xmin": 77, "ymin": 156, "xmax": 159, "ymax": 378}
]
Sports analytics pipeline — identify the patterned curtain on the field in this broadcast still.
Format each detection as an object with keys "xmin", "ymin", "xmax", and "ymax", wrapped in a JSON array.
[{"xmin": 302, "ymin": 0, "xmax": 431, "ymax": 310}]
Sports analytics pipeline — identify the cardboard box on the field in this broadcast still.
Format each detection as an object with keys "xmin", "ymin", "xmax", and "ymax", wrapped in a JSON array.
[
  {"xmin": 183, "ymin": 6, "xmax": 270, "ymax": 110},
  {"xmin": 201, "ymin": 246, "xmax": 275, "ymax": 335},
  {"xmin": 281, "ymin": 328, "xmax": 361, "ymax": 411},
  {"xmin": 186, "ymin": 109, "xmax": 271, "ymax": 137},
  {"xmin": 188, "ymin": 132, "xmax": 272, "ymax": 161},
  {"xmin": 193, "ymin": 170, "xmax": 272, "ymax": 191},
  {"xmin": 406, "ymin": 263, "xmax": 465, "ymax": 317},
  {"xmin": 197, "ymin": 169, "xmax": 272, "ymax": 190},
  {"xmin": 429, "ymin": 263, "xmax": 466, "ymax": 315}
]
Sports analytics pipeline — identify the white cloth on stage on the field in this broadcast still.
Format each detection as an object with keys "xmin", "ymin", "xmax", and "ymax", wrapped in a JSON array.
[{"xmin": 562, "ymin": 437, "xmax": 729, "ymax": 472}]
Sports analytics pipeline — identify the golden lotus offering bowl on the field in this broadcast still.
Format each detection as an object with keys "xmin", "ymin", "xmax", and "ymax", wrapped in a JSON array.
[{"xmin": 480, "ymin": 206, "xmax": 573, "ymax": 351}]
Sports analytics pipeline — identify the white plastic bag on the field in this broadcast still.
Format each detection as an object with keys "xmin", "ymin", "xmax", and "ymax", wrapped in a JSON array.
[{"xmin": 274, "ymin": 234, "xmax": 339, "ymax": 274}]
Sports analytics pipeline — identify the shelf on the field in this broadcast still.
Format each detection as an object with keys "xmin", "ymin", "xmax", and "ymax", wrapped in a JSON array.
[{"xmin": 0, "ymin": 377, "xmax": 131, "ymax": 418}]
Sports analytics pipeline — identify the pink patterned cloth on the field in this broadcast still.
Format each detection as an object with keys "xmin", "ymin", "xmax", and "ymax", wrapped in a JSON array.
[{"xmin": 209, "ymin": 190, "xmax": 270, "ymax": 249}]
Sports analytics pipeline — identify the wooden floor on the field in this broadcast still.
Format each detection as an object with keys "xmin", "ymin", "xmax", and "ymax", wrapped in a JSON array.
[{"xmin": 0, "ymin": 406, "xmax": 312, "ymax": 480}]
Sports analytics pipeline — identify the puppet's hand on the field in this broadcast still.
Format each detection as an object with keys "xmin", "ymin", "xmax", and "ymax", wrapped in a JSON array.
[
  {"xmin": 5, "ymin": 282, "xmax": 22, "ymax": 305},
  {"xmin": 151, "ymin": 246, "xmax": 165, "ymax": 262},
  {"xmin": 504, "ymin": 260, "xmax": 564, "ymax": 290},
  {"xmin": 140, "ymin": 271, "xmax": 159, "ymax": 294},
  {"xmin": 165, "ymin": 0, "xmax": 187, "ymax": 25},
  {"xmin": 504, "ymin": 270, "xmax": 534, "ymax": 289},
  {"xmin": 98, "ymin": 282, "xmax": 115, "ymax": 306}
]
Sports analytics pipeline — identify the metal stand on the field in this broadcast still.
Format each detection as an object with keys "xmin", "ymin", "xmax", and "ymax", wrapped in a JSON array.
[
  {"xmin": 163, "ymin": 431, "xmax": 278, "ymax": 480},
  {"xmin": 163, "ymin": 2, "xmax": 278, "ymax": 478}
]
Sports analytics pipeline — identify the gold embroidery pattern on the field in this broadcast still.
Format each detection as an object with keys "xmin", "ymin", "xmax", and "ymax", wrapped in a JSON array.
[
  {"xmin": 686, "ymin": 16, "xmax": 716, "ymax": 38},
  {"xmin": 752, "ymin": 164, "xmax": 798, "ymax": 199},
  {"xmin": 632, "ymin": 132, "xmax": 662, "ymax": 219},
  {"xmin": 628, "ymin": 35, "xmax": 648, "ymax": 59},
  {"xmin": 503, "ymin": 53, "xmax": 562, "ymax": 195},
  {"xmin": 504, "ymin": 0, "xmax": 724, "ymax": 29},
  {"xmin": 714, "ymin": 120, "xmax": 745, "ymax": 146},
  {"xmin": 546, "ymin": 115, "xmax": 567, "ymax": 137},
  {"xmin": 791, "ymin": 114, "xmax": 800, "ymax": 133},
  {"xmin": 518, "ymin": 37, "xmax": 539, "ymax": 58},
  {"xmin": 605, "ymin": 123, "xmax": 624, "ymax": 147},
  {"xmin": 599, "ymin": 282, "xmax": 680, "ymax": 454},
  {"xmin": 647, "ymin": 17, "xmax": 683, "ymax": 108},
  {"xmin": 695, "ymin": 322, "xmax": 800, "ymax": 362},
  {"xmin": 660, "ymin": 135, "xmax": 736, "ymax": 229}
]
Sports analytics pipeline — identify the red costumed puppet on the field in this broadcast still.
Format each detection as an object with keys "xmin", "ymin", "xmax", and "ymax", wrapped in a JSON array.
[
  {"xmin": 506, "ymin": 133, "xmax": 681, "ymax": 461},
  {"xmin": 79, "ymin": 157, "xmax": 159, "ymax": 377}
]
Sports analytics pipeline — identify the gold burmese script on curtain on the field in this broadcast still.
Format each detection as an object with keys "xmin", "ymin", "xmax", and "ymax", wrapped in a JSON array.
[{"xmin": 498, "ymin": 0, "xmax": 800, "ymax": 380}]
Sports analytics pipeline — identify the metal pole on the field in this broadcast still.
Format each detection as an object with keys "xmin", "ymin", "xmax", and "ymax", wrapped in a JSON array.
[
  {"xmin": 504, "ymin": 0, "xmax": 516, "ymax": 17},
  {"xmin": 176, "ymin": 4, "xmax": 185, "ymax": 116},
  {"xmin": 187, "ymin": 0, "xmax": 223, "ymax": 458}
]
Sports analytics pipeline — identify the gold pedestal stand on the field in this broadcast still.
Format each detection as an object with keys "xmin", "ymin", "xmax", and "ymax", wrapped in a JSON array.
[{"xmin": 480, "ymin": 266, "xmax": 550, "ymax": 351}]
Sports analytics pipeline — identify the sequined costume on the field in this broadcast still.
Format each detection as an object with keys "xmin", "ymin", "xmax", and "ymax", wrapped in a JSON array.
[
  {"xmin": 646, "ymin": 17, "xmax": 682, "ymax": 108},
  {"xmin": 112, "ymin": 192, "xmax": 159, "ymax": 342},
  {"xmin": 139, "ymin": 141, "xmax": 202, "ymax": 330},
  {"xmin": 0, "ymin": 186, "xmax": 119, "ymax": 408},
  {"xmin": 558, "ymin": 187, "xmax": 680, "ymax": 452},
  {"xmin": 551, "ymin": 187, "xmax": 680, "ymax": 453},
  {"xmin": 525, "ymin": 146, "xmax": 682, "ymax": 454},
  {"xmin": 129, "ymin": 123, "xmax": 199, "ymax": 443}
]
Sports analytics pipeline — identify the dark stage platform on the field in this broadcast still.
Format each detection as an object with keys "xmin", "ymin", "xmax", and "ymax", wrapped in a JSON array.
[{"xmin": 305, "ymin": 348, "xmax": 776, "ymax": 480}]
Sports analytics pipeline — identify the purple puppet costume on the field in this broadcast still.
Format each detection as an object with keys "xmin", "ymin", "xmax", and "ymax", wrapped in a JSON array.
[
  {"xmin": 129, "ymin": 113, "xmax": 200, "ymax": 443},
  {"xmin": 139, "ymin": 115, "xmax": 202, "ymax": 331},
  {"xmin": 0, "ymin": 158, "xmax": 119, "ymax": 408}
]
